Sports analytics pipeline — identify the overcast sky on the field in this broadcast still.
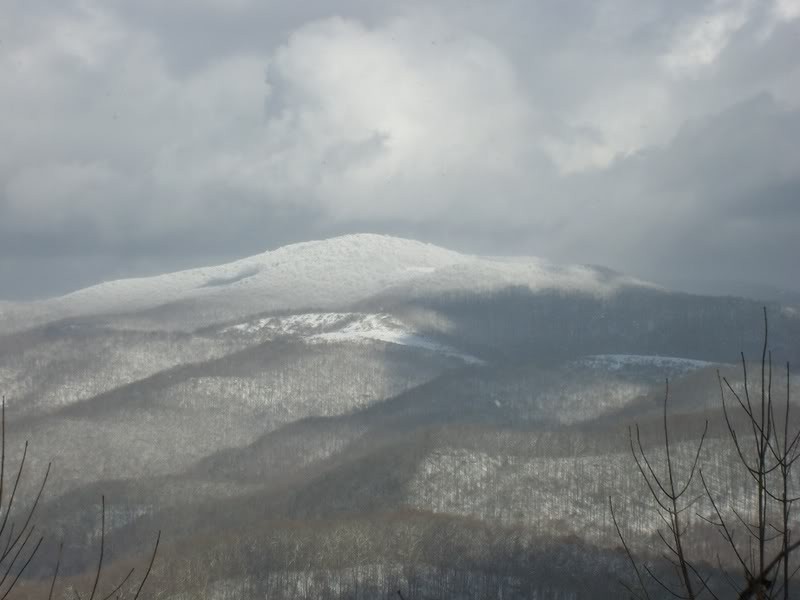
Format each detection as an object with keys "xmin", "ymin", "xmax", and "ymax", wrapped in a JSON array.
[{"xmin": 1, "ymin": 0, "xmax": 799, "ymax": 300}]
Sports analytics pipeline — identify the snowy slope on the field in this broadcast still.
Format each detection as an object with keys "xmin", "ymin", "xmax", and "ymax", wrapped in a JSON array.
[
  {"xmin": 224, "ymin": 311, "xmax": 483, "ymax": 364},
  {"xmin": 575, "ymin": 354, "xmax": 717, "ymax": 374},
  {"xmin": 0, "ymin": 234, "xmax": 657, "ymax": 333}
]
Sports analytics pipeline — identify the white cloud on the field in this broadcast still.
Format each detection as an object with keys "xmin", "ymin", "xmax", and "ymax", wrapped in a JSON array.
[
  {"xmin": 774, "ymin": 0, "xmax": 800, "ymax": 21},
  {"xmin": 133, "ymin": 15, "xmax": 540, "ymax": 223},
  {"xmin": 257, "ymin": 17, "xmax": 536, "ymax": 218},
  {"xmin": 662, "ymin": 0, "xmax": 752, "ymax": 76},
  {"xmin": 541, "ymin": 83, "xmax": 672, "ymax": 173}
]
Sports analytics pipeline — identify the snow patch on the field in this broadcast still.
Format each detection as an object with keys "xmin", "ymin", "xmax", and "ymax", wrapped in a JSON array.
[
  {"xmin": 311, "ymin": 313, "xmax": 483, "ymax": 364},
  {"xmin": 575, "ymin": 354, "xmax": 717, "ymax": 373},
  {"xmin": 225, "ymin": 312, "xmax": 483, "ymax": 364},
  {"xmin": 224, "ymin": 312, "xmax": 352, "ymax": 335}
]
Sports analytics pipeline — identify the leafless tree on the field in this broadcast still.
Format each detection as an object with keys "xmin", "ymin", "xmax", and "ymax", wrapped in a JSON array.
[
  {"xmin": 611, "ymin": 308, "xmax": 799, "ymax": 600},
  {"xmin": 609, "ymin": 380, "xmax": 708, "ymax": 600},
  {"xmin": 0, "ymin": 397, "xmax": 160, "ymax": 599}
]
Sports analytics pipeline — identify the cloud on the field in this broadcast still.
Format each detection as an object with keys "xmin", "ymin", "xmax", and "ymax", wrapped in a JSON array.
[
  {"xmin": 553, "ymin": 94, "xmax": 800, "ymax": 287},
  {"xmin": 0, "ymin": 0, "xmax": 798, "ymax": 299},
  {"xmin": 662, "ymin": 0, "xmax": 753, "ymax": 75},
  {"xmin": 5, "ymin": 162, "xmax": 136, "ymax": 236},
  {"xmin": 258, "ymin": 16, "xmax": 538, "ymax": 220},
  {"xmin": 774, "ymin": 0, "xmax": 800, "ymax": 22}
]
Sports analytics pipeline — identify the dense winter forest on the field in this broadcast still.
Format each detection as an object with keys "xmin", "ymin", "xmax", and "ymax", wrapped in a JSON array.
[{"xmin": 0, "ymin": 235, "xmax": 797, "ymax": 599}]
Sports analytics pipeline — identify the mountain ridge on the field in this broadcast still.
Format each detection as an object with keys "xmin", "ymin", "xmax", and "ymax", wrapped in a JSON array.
[{"xmin": 0, "ymin": 234, "xmax": 657, "ymax": 334}]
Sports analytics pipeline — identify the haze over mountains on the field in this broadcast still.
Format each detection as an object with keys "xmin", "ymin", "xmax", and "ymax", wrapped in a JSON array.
[{"xmin": 1, "ymin": 234, "xmax": 798, "ymax": 599}]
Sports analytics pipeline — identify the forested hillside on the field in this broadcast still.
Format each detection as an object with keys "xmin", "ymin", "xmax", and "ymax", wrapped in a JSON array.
[{"xmin": 1, "ymin": 236, "xmax": 798, "ymax": 599}]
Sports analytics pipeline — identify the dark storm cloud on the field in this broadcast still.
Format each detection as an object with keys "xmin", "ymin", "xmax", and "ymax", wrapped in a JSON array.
[
  {"xmin": 551, "ymin": 94, "xmax": 800, "ymax": 288},
  {"xmin": 0, "ymin": 0, "xmax": 798, "ymax": 299}
]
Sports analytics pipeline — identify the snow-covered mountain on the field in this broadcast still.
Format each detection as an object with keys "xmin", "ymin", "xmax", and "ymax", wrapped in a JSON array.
[
  {"xmin": 0, "ymin": 234, "xmax": 657, "ymax": 334},
  {"xmin": 3, "ymin": 235, "xmax": 798, "ymax": 600}
]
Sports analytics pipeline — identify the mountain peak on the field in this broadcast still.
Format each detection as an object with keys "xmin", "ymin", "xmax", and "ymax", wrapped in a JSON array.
[
  {"xmin": 1, "ymin": 234, "xmax": 655, "ymax": 334},
  {"xmin": 256, "ymin": 233, "xmax": 465, "ymax": 263}
]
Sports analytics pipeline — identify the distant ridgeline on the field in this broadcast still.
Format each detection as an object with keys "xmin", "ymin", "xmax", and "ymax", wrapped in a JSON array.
[{"xmin": 395, "ymin": 285, "xmax": 800, "ymax": 365}]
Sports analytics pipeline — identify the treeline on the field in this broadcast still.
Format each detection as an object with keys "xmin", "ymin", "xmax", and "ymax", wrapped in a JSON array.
[{"xmin": 20, "ymin": 511, "xmax": 626, "ymax": 600}]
